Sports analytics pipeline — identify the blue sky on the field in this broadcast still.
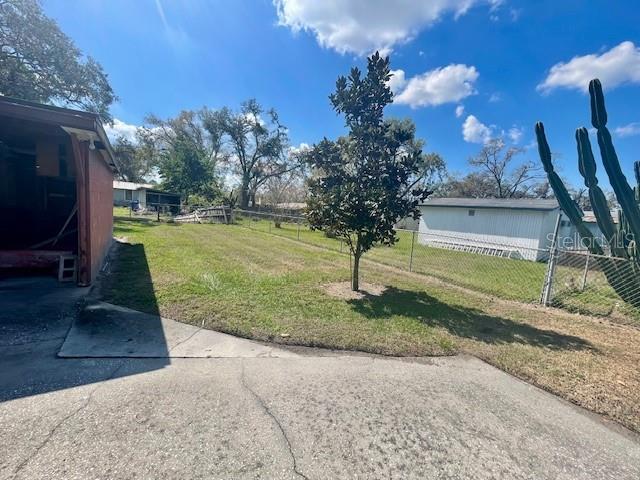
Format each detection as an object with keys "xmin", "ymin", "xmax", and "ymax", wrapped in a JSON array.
[{"xmin": 44, "ymin": 0, "xmax": 640, "ymax": 187}]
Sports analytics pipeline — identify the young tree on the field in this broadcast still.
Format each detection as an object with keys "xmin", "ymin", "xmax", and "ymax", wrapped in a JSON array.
[
  {"xmin": 0, "ymin": 0, "xmax": 116, "ymax": 121},
  {"xmin": 385, "ymin": 118, "xmax": 447, "ymax": 196},
  {"xmin": 203, "ymin": 100, "xmax": 295, "ymax": 208},
  {"xmin": 305, "ymin": 53, "xmax": 430, "ymax": 291}
]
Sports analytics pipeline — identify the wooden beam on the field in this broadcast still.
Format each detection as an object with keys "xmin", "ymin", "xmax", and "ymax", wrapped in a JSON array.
[
  {"xmin": 70, "ymin": 134, "xmax": 91, "ymax": 286},
  {"xmin": 0, "ymin": 250, "xmax": 72, "ymax": 269}
]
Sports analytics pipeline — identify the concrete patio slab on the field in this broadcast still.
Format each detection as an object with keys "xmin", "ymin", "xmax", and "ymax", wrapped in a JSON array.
[
  {"xmin": 58, "ymin": 302, "xmax": 299, "ymax": 358},
  {"xmin": 2, "ymin": 278, "xmax": 640, "ymax": 479}
]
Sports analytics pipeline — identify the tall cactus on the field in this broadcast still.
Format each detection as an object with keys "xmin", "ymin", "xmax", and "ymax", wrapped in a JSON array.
[
  {"xmin": 536, "ymin": 79, "xmax": 640, "ymax": 308},
  {"xmin": 535, "ymin": 123, "xmax": 603, "ymax": 254},
  {"xmin": 590, "ymin": 79, "xmax": 640, "ymax": 243}
]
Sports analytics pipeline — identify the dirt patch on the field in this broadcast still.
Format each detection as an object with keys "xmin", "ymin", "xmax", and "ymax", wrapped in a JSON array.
[{"xmin": 322, "ymin": 281, "xmax": 387, "ymax": 300}]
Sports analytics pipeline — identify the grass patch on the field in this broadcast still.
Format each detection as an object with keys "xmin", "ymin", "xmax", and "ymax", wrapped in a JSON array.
[
  {"xmin": 235, "ymin": 216, "xmax": 639, "ymax": 320},
  {"xmin": 103, "ymin": 217, "xmax": 640, "ymax": 433}
]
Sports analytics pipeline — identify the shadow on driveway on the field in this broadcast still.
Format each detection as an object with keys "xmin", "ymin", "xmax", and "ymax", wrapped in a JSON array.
[{"xmin": 0, "ymin": 243, "xmax": 169, "ymax": 403}]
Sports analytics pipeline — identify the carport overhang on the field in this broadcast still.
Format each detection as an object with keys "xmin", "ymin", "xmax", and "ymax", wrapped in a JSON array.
[{"xmin": 0, "ymin": 96, "xmax": 119, "ymax": 285}]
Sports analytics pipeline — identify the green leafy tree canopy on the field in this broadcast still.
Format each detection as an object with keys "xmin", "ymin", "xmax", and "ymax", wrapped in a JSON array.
[
  {"xmin": 112, "ymin": 135, "xmax": 155, "ymax": 183},
  {"xmin": 143, "ymin": 110, "xmax": 223, "ymax": 204},
  {"xmin": 305, "ymin": 53, "xmax": 431, "ymax": 291},
  {"xmin": 0, "ymin": 0, "xmax": 116, "ymax": 121}
]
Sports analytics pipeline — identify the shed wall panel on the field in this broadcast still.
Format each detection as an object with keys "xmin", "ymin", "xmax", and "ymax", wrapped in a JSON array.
[
  {"xmin": 418, "ymin": 206, "xmax": 558, "ymax": 261},
  {"xmin": 87, "ymin": 149, "xmax": 113, "ymax": 282}
]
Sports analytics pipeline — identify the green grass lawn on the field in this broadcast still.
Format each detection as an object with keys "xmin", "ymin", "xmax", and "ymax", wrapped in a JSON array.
[
  {"xmin": 232, "ymin": 215, "xmax": 637, "ymax": 319},
  {"xmin": 104, "ymin": 217, "xmax": 640, "ymax": 433}
]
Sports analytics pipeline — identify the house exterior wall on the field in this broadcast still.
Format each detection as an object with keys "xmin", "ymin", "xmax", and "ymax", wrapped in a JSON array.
[
  {"xmin": 113, "ymin": 188, "xmax": 145, "ymax": 207},
  {"xmin": 113, "ymin": 188, "xmax": 126, "ymax": 204},
  {"xmin": 537, "ymin": 209, "xmax": 562, "ymax": 253},
  {"xmin": 86, "ymin": 148, "xmax": 114, "ymax": 282},
  {"xmin": 418, "ymin": 205, "xmax": 560, "ymax": 261},
  {"xmin": 138, "ymin": 189, "xmax": 147, "ymax": 209}
]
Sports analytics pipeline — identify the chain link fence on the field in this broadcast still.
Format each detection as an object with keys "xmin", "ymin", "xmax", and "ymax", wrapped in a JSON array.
[
  {"xmin": 232, "ymin": 209, "xmax": 640, "ymax": 322},
  {"xmin": 112, "ymin": 206, "xmax": 640, "ymax": 321}
]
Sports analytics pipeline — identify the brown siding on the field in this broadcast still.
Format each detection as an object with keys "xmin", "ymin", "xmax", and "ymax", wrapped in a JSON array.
[
  {"xmin": 86, "ymin": 148, "xmax": 114, "ymax": 282},
  {"xmin": 71, "ymin": 136, "xmax": 114, "ymax": 285}
]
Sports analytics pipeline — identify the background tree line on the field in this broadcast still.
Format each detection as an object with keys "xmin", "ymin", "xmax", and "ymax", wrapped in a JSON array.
[{"xmin": 112, "ymin": 100, "xmax": 299, "ymax": 209}]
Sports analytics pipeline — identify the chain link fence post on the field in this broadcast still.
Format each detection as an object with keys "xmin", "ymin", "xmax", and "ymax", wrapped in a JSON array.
[
  {"xmin": 580, "ymin": 251, "xmax": 590, "ymax": 291},
  {"xmin": 409, "ymin": 230, "xmax": 416, "ymax": 272},
  {"xmin": 297, "ymin": 220, "xmax": 301, "ymax": 240},
  {"xmin": 541, "ymin": 213, "xmax": 562, "ymax": 306}
]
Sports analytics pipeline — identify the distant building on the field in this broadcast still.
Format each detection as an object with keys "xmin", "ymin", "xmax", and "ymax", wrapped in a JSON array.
[
  {"xmin": 113, "ymin": 181, "xmax": 181, "ymax": 214},
  {"xmin": 417, "ymin": 198, "xmax": 610, "ymax": 261}
]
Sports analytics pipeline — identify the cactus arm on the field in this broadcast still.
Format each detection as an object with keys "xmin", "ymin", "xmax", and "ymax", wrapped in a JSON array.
[
  {"xmin": 589, "ymin": 79, "xmax": 640, "ymax": 242},
  {"xmin": 589, "ymin": 79, "xmax": 607, "ymax": 129},
  {"xmin": 535, "ymin": 122, "xmax": 604, "ymax": 254},
  {"xmin": 575, "ymin": 128, "xmax": 623, "ymax": 253}
]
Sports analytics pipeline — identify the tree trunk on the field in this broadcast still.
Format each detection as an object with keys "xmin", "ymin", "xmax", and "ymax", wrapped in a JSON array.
[
  {"xmin": 351, "ymin": 251, "xmax": 361, "ymax": 291},
  {"xmin": 239, "ymin": 176, "xmax": 250, "ymax": 209}
]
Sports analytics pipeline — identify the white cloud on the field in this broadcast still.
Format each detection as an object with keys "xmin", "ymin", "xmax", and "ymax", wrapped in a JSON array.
[
  {"xmin": 507, "ymin": 126, "xmax": 523, "ymax": 144},
  {"xmin": 462, "ymin": 115, "xmax": 493, "ymax": 144},
  {"xmin": 243, "ymin": 112, "xmax": 265, "ymax": 126},
  {"xmin": 455, "ymin": 105, "xmax": 465, "ymax": 118},
  {"xmin": 104, "ymin": 118, "xmax": 139, "ymax": 142},
  {"xmin": 388, "ymin": 69, "xmax": 407, "ymax": 94},
  {"xmin": 274, "ymin": 0, "xmax": 505, "ymax": 55},
  {"xmin": 289, "ymin": 142, "xmax": 310, "ymax": 154},
  {"xmin": 615, "ymin": 122, "xmax": 640, "ymax": 138},
  {"xmin": 538, "ymin": 41, "xmax": 640, "ymax": 93},
  {"xmin": 393, "ymin": 64, "xmax": 479, "ymax": 108},
  {"xmin": 488, "ymin": 92, "xmax": 501, "ymax": 102}
]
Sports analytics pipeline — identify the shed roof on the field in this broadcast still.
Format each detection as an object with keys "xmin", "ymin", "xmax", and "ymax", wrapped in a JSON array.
[
  {"xmin": 113, "ymin": 180, "xmax": 154, "ymax": 191},
  {"xmin": 420, "ymin": 197, "xmax": 560, "ymax": 211},
  {"xmin": 0, "ymin": 95, "xmax": 117, "ymax": 171}
]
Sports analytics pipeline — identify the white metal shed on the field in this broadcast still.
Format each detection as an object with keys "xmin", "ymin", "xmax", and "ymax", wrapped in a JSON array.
[{"xmin": 417, "ymin": 198, "xmax": 562, "ymax": 261}]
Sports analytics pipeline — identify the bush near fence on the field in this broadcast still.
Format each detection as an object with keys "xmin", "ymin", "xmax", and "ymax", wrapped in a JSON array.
[{"xmin": 233, "ymin": 209, "xmax": 640, "ymax": 323}]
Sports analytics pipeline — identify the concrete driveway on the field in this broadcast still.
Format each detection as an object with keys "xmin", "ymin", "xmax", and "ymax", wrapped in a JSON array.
[{"xmin": 1, "ymin": 278, "xmax": 639, "ymax": 479}]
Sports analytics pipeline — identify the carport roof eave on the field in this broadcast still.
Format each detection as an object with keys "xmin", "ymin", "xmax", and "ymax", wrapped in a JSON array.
[{"xmin": 0, "ymin": 95, "xmax": 118, "ymax": 172}]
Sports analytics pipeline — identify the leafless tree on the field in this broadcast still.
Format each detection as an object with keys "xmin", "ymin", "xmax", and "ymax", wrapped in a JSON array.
[{"xmin": 468, "ymin": 138, "xmax": 543, "ymax": 198}]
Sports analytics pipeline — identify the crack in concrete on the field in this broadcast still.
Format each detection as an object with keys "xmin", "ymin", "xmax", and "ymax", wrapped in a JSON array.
[
  {"xmin": 168, "ymin": 327, "xmax": 203, "ymax": 354},
  {"xmin": 240, "ymin": 360, "xmax": 310, "ymax": 480},
  {"xmin": 10, "ymin": 361, "xmax": 126, "ymax": 479}
]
